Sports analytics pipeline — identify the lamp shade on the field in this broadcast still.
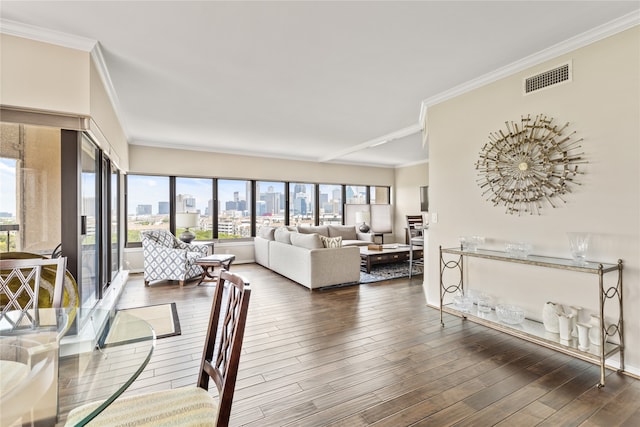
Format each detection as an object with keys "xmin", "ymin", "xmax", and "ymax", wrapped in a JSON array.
[
  {"xmin": 175, "ymin": 212, "xmax": 199, "ymax": 228},
  {"xmin": 355, "ymin": 211, "xmax": 370, "ymax": 224}
]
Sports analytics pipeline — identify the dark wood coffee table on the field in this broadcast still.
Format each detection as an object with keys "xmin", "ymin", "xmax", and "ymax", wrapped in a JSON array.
[
  {"xmin": 195, "ymin": 254, "xmax": 235, "ymax": 286},
  {"xmin": 359, "ymin": 245, "xmax": 423, "ymax": 273}
]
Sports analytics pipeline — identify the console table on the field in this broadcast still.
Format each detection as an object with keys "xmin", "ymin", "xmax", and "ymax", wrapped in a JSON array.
[{"xmin": 439, "ymin": 245, "xmax": 624, "ymax": 388}]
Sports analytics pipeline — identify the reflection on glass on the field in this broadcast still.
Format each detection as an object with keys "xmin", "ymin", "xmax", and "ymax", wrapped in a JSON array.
[
  {"xmin": 371, "ymin": 186, "xmax": 390, "ymax": 204},
  {"xmin": 81, "ymin": 136, "xmax": 99, "ymax": 308},
  {"xmin": 110, "ymin": 166, "xmax": 119, "ymax": 280}
]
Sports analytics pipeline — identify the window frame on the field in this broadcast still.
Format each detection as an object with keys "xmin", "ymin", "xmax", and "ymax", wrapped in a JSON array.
[{"xmin": 124, "ymin": 175, "xmax": 392, "ymax": 247}]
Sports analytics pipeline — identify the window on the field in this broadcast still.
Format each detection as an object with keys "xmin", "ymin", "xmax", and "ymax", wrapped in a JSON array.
[
  {"xmin": 289, "ymin": 183, "xmax": 315, "ymax": 226},
  {"xmin": 371, "ymin": 186, "xmax": 390, "ymax": 204},
  {"xmin": 123, "ymin": 176, "xmax": 390, "ymax": 241},
  {"xmin": 318, "ymin": 184, "xmax": 343, "ymax": 225},
  {"xmin": 176, "ymin": 177, "xmax": 213, "ymax": 240},
  {"xmin": 255, "ymin": 181, "xmax": 285, "ymax": 232},
  {"xmin": 346, "ymin": 185, "xmax": 367, "ymax": 204},
  {"xmin": 110, "ymin": 165, "xmax": 120, "ymax": 280},
  {"xmin": 126, "ymin": 175, "xmax": 170, "ymax": 244},
  {"xmin": 218, "ymin": 179, "xmax": 251, "ymax": 239},
  {"xmin": 0, "ymin": 123, "xmax": 61, "ymax": 255}
]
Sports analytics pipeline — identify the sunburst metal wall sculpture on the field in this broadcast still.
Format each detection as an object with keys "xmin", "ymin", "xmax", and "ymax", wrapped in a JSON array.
[{"xmin": 476, "ymin": 114, "xmax": 585, "ymax": 215}]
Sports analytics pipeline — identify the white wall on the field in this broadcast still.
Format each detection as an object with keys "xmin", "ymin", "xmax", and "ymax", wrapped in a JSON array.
[
  {"xmin": 0, "ymin": 34, "xmax": 130, "ymax": 170},
  {"xmin": 394, "ymin": 162, "xmax": 428, "ymax": 243},
  {"xmin": 426, "ymin": 27, "xmax": 639, "ymax": 375},
  {"xmin": 0, "ymin": 34, "xmax": 90, "ymax": 115},
  {"xmin": 128, "ymin": 145, "xmax": 395, "ymax": 186}
]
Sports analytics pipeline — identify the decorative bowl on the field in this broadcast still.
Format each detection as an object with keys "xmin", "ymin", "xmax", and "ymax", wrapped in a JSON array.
[
  {"xmin": 495, "ymin": 304, "xmax": 525, "ymax": 324},
  {"xmin": 453, "ymin": 295, "xmax": 474, "ymax": 313}
]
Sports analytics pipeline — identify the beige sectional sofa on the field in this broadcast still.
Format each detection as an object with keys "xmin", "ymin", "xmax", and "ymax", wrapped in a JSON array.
[{"xmin": 254, "ymin": 225, "xmax": 373, "ymax": 289}]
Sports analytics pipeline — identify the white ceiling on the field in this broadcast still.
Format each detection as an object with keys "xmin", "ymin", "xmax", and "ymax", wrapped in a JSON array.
[{"xmin": 1, "ymin": 1, "xmax": 639, "ymax": 168}]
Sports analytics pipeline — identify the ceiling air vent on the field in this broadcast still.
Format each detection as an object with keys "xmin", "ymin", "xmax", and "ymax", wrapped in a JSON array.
[{"xmin": 524, "ymin": 61, "xmax": 571, "ymax": 94}]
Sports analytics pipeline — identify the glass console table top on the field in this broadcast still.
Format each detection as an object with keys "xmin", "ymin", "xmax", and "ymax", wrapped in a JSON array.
[{"xmin": 441, "ymin": 247, "xmax": 620, "ymax": 273}]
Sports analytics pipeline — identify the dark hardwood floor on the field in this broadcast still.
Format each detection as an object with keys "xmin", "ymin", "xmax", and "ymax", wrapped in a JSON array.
[{"xmin": 58, "ymin": 263, "xmax": 639, "ymax": 426}]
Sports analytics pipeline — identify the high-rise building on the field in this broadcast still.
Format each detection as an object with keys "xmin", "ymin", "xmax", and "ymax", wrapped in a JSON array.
[
  {"xmin": 136, "ymin": 204, "xmax": 152, "ymax": 215},
  {"xmin": 176, "ymin": 194, "xmax": 196, "ymax": 213},
  {"xmin": 158, "ymin": 201, "xmax": 169, "ymax": 215},
  {"xmin": 261, "ymin": 186, "xmax": 281, "ymax": 215}
]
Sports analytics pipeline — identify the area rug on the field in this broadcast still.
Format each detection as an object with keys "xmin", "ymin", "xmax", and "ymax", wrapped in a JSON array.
[
  {"xmin": 104, "ymin": 302, "xmax": 181, "ymax": 345},
  {"xmin": 360, "ymin": 261, "xmax": 423, "ymax": 284}
]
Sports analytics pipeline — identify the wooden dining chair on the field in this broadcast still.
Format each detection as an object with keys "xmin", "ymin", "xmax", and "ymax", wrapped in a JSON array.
[
  {"xmin": 406, "ymin": 215, "xmax": 425, "ymax": 278},
  {"xmin": 0, "ymin": 257, "xmax": 67, "ymax": 327},
  {"xmin": 64, "ymin": 270, "xmax": 251, "ymax": 427}
]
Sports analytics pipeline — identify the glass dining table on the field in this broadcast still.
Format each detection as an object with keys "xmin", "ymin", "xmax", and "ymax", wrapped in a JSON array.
[{"xmin": 0, "ymin": 307, "xmax": 156, "ymax": 427}]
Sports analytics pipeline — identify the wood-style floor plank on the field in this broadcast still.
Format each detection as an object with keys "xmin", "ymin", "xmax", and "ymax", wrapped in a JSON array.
[{"xmin": 56, "ymin": 263, "xmax": 639, "ymax": 426}]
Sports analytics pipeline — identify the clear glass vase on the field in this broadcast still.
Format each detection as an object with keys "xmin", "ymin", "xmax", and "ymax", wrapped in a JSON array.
[{"xmin": 567, "ymin": 232, "xmax": 590, "ymax": 264}]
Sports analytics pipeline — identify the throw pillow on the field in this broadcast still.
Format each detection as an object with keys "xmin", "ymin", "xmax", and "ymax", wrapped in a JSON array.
[
  {"xmin": 320, "ymin": 235, "xmax": 342, "ymax": 248},
  {"xmin": 274, "ymin": 227, "xmax": 292, "ymax": 244},
  {"xmin": 290, "ymin": 233, "xmax": 324, "ymax": 249},
  {"xmin": 328, "ymin": 225, "xmax": 357, "ymax": 240}
]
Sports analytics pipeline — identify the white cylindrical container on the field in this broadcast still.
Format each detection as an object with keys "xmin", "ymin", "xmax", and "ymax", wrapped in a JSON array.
[
  {"xmin": 576, "ymin": 322, "xmax": 591, "ymax": 351},
  {"xmin": 558, "ymin": 313, "xmax": 573, "ymax": 342},
  {"xmin": 588, "ymin": 314, "xmax": 602, "ymax": 347}
]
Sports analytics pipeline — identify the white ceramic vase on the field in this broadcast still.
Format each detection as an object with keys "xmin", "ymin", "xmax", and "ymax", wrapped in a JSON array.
[
  {"xmin": 576, "ymin": 322, "xmax": 591, "ymax": 351},
  {"xmin": 588, "ymin": 314, "xmax": 602, "ymax": 347},
  {"xmin": 568, "ymin": 306, "xmax": 582, "ymax": 337},
  {"xmin": 558, "ymin": 313, "xmax": 573, "ymax": 342},
  {"xmin": 542, "ymin": 302, "xmax": 562, "ymax": 333}
]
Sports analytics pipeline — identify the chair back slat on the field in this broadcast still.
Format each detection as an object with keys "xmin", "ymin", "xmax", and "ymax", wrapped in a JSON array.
[
  {"xmin": 1, "ymin": 257, "xmax": 67, "ymax": 328},
  {"xmin": 406, "ymin": 215, "xmax": 425, "ymax": 238},
  {"xmin": 197, "ymin": 269, "xmax": 251, "ymax": 426}
]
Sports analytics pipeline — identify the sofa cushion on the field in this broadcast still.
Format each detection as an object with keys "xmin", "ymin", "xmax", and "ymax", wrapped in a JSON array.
[
  {"xmin": 274, "ymin": 227, "xmax": 292, "ymax": 244},
  {"xmin": 320, "ymin": 235, "xmax": 342, "ymax": 248},
  {"xmin": 328, "ymin": 225, "xmax": 358, "ymax": 240},
  {"xmin": 297, "ymin": 225, "xmax": 329, "ymax": 237},
  {"xmin": 258, "ymin": 226, "xmax": 276, "ymax": 240},
  {"xmin": 290, "ymin": 232, "xmax": 324, "ymax": 250}
]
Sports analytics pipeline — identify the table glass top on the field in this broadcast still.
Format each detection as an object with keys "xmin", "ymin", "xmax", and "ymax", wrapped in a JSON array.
[{"xmin": 1, "ymin": 307, "xmax": 155, "ymax": 426}]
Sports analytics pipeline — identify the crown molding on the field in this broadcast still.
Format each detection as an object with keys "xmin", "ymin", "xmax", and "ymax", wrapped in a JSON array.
[
  {"xmin": 1, "ymin": 19, "xmax": 131, "ymax": 142},
  {"xmin": 90, "ymin": 43, "xmax": 131, "ymax": 139},
  {"xmin": 318, "ymin": 123, "xmax": 422, "ymax": 163},
  {"xmin": 418, "ymin": 10, "xmax": 640, "ymax": 123},
  {"xmin": 0, "ymin": 19, "xmax": 96, "ymax": 51}
]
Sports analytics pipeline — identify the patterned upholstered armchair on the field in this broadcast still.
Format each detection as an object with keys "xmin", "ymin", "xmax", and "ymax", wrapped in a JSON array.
[{"xmin": 141, "ymin": 230, "xmax": 209, "ymax": 287}]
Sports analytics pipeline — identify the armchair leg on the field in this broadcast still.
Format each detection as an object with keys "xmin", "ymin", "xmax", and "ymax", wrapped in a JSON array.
[
  {"xmin": 144, "ymin": 280, "xmax": 150, "ymax": 287},
  {"xmin": 179, "ymin": 280, "xmax": 184, "ymax": 287}
]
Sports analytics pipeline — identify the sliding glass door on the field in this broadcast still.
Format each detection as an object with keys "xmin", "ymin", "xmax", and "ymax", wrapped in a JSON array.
[{"xmin": 80, "ymin": 136, "xmax": 99, "ymax": 308}]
